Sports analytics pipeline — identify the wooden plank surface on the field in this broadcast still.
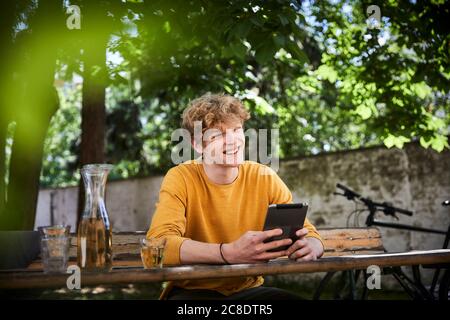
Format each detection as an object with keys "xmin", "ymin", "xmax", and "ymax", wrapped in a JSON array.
[
  {"xmin": 65, "ymin": 228, "xmax": 385, "ymax": 258},
  {"xmin": 320, "ymin": 227, "xmax": 384, "ymax": 253},
  {"xmin": 28, "ymin": 228, "xmax": 385, "ymax": 270},
  {"xmin": 25, "ymin": 250, "xmax": 387, "ymax": 271},
  {"xmin": 1, "ymin": 249, "xmax": 449, "ymax": 290},
  {"xmin": 21, "ymin": 228, "xmax": 387, "ymax": 271}
]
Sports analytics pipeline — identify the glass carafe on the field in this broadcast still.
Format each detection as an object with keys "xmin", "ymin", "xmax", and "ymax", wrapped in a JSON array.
[{"xmin": 77, "ymin": 164, "xmax": 113, "ymax": 272}]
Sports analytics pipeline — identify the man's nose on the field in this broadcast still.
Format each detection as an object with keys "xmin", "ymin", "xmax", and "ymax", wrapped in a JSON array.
[
  {"xmin": 224, "ymin": 132, "xmax": 239, "ymax": 144},
  {"xmin": 225, "ymin": 131, "xmax": 241, "ymax": 144}
]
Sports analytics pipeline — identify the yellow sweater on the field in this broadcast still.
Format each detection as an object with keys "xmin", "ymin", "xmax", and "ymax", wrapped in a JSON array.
[{"xmin": 147, "ymin": 160, "xmax": 323, "ymax": 298}]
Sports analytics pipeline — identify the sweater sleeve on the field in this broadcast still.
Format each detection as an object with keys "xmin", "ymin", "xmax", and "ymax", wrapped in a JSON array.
[
  {"xmin": 266, "ymin": 166, "xmax": 324, "ymax": 248},
  {"xmin": 146, "ymin": 167, "xmax": 191, "ymax": 265}
]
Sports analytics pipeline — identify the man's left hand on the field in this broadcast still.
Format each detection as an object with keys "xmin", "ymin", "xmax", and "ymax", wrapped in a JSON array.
[{"xmin": 285, "ymin": 228, "xmax": 324, "ymax": 261}]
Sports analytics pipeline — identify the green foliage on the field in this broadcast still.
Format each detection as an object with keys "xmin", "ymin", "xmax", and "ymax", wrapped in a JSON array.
[
  {"xmin": 40, "ymin": 83, "xmax": 81, "ymax": 187},
  {"xmin": 39, "ymin": 0, "xmax": 449, "ymax": 187},
  {"xmin": 312, "ymin": 0, "xmax": 450, "ymax": 150}
]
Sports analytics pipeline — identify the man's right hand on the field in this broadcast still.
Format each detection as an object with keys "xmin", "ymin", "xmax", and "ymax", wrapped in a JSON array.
[{"xmin": 221, "ymin": 228, "xmax": 292, "ymax": 264}]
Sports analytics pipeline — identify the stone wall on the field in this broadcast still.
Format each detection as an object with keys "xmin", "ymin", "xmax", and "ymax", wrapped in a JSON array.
[
  {"xmin": 35, "ymin": 176, "xmax": 164, "ymax": 233},
  {"xmin": 279, "ymin": 142, "xmax": 450, "ymax": 254}
]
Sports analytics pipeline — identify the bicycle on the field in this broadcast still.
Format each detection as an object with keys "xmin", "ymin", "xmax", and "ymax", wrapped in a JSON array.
[{"xmin": 313, "ymin": 183, "xmax": 450, "ymax": 300}]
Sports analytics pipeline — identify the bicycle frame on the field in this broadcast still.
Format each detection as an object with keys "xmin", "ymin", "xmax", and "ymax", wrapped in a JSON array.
[
  {"xmin": 329, "ymin": 183, "xmax": 450, "ymax": 300},
  {"xmin": 364, "ymin": 203, "xmax": 450, "ymax": 298},
  {"xmin": 365, "ymin": 205, "xmax": 448, "ymax": 236}
]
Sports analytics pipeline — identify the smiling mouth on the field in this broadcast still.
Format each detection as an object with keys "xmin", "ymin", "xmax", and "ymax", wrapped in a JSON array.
[{"xmin": 223, "ymin": 146, "xmax": 240, "ymax": 155}]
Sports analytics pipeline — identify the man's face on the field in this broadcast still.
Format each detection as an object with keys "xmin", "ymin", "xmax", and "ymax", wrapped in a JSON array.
[{"xmin": 201, "ymin": 120, "xmax": 245, "ymax": 167}]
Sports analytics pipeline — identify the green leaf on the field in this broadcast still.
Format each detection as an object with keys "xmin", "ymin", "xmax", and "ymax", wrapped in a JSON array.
[
  {"xmin": 221, "ymin": 46, "xmax": 234, "ymax": 58},
  {"xmin": 230, "ymin": 42, "xmax": 247, "ymax": 59},
  {"xmin": 384, "ymin": 135, "xmax": 394, "ymax": 148},
  {"xmin": 254, "ymin": 96, "xmax": 275, "ymax": 114},
  {"xmin": 426, "ymin": 116, "xmax": 445, "ymax": 130},
  {"xmin": 419, "ymin": 136, "xmax": 432, "ymax": 148},
  {"xmin": 243, "ymin": 90, "xmax": 275, "ymax": 114},
  {"xmin": 355, "ymin": 104, "xmax": 372, "ymax": 120},
  {"xmin": 255, "ymin": 41, "xmax": 277, "ymax": 64},
  {"xmin": 431, "ymin": 0, "xmax": 446, "ymax": 4},
  {"xmin": 250, "ymin": 16, "xmax": 264, "ymax": 28},
  {"xmin": 277, "ymin": 13, "xmax": 289, "ymax": 26},
  {"xmin": 411, "ymin": 82, "xmax": 432, "ymax": 99},
  {"xmin": 274, "ymin": 34, "xmax": 286, "ymax": 47},
  {"xmin": 430, "ymin": 135, "xmax": 449, "ymax": 152},
  {"xmin": 316, "ymin": 65, "xmax": 338, "ymax": 83},
  {"xmin": 224, "ymin": 85, "xmax": 233, "ymax": 93},
  {"xmin": 233, "ymin": 21, "xmax": 252, "ymax": 38},
  {"xmin": 392, "ymin": 97, "xmax": 405, "ymax": 107},
  {"xmin": 286, "ymin": 41, "xmax": 309, "ymax": 65},
  {"xmin": 383, "ymin": 135, "xmax": 410, "ymax": 149}
]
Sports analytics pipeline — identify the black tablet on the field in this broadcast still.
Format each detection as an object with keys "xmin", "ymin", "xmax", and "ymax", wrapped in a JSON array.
[{"xmin": 262, "ymin": 203, "xmax": 308, "ymax": 252}]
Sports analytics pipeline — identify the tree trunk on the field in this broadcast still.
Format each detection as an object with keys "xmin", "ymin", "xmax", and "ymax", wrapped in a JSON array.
[
  {"xmin": 0, "ymin": 0, "xmax": 18, "ymax": 218},
  {"xmin": 77, "ymin": 52, "xmax": 107, "ymax": 225},
  {"xmin": 0, "ymin": 125, "xmax": 6, "ymax": 214},
  {"xmin": 0, "ymin": 0, "xmax": 61, "ymax": 230},
  {"xmin": 3, "ymin": 92, "xmax": 58, "ymax": 230},
  {"xmin": 76, "ymin": 2, "xmax": 110, "ymax": 227}
]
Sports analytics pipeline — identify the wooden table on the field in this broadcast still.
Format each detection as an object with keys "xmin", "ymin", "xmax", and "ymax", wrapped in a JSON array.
[{"xmin": 1, "ymin": 249, "xmax": 449, "ymax": 290}]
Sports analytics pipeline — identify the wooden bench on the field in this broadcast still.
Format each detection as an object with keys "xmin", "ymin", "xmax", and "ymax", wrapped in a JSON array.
[
  {"xmin": 320, "ymin": 227, "xmax": 384, "ymax": 256},
  {"xmin": 25, "ymin": 227, "xmax": 385, "ymax": 270},
  {"xmin": 316, "ymin": 228, "xmax": 448, "ymax": 300}
]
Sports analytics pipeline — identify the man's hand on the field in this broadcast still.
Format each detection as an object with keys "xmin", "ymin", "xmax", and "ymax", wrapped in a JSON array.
[
  {"xmin": 222, "ymin": 228, "xmax": 292, "ymax": 264},
  {"xmin": 285, "ymin": 228, "xmax": 324, "ymax": 261}
]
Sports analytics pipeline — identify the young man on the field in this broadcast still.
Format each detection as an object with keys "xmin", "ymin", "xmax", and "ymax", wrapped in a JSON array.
[{"xmin": 147, "ymin": 93, "xmax": 324, "ymax": 300}]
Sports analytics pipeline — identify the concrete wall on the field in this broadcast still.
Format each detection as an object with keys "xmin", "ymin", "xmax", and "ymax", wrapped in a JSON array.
[
  {"xmin": 279, "ymin": 142, "xmax": 450, "ymax": 254},
  {"xmin": 35, "ymin": 176, "xmax": 164, "ymax": 233},
  {"xmin": 36, "ymin": 141, "xmax": 450, "ymax": 253}
]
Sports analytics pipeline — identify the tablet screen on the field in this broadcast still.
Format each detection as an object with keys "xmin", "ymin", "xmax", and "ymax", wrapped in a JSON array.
[{"xmin": 262, "ymin": 203, "xmax": 308, "ymax": 252}]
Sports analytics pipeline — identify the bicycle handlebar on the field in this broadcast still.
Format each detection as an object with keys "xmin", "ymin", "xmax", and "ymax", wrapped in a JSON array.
[
  {"xmin": 336, "ymin": 183, "xmax": 361, "ymax": 200},
  {"xmin": 366, "ymin": 199, "xmax": 413, "ymax": 216},
  {"xmin": 335, "ymin": 183, "xmax": 413, "ymax": 216}
]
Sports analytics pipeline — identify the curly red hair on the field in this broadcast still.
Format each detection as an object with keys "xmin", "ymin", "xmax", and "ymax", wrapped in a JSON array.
[{"xmin": 182, "ymin": 93, "xmax": 250, "ymax": 135}]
